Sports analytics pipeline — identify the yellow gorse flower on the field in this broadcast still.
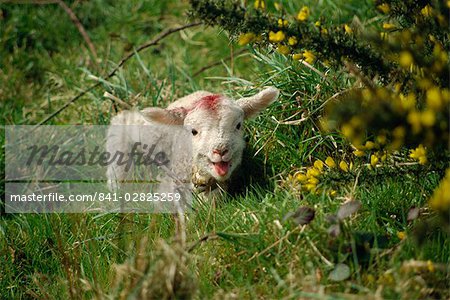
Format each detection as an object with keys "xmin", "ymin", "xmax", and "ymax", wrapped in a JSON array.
[
  {"xmin": 364, "ymin": 141, "xmax": 377, "ymax": 150},
  {"xmin": 278, "ymin": 19, "xmax": 288, "ymax": 27},
  {"xmin": 296, "ymin": 173, "xmax": 308, "ymax": 182},
  {"xmin": 407, "ymin": 110, "xmax": 421, "ymax": 133},
  {"xmin": 304, "ymin": 183, "xmax": 317, "ymax": 191},
  {"xmin": 397, "ymin": 231, "xmax": 406, "ymax": 240},
  {"xmin": 238, "ymin": 32, "xmax": 256, "ymax": 46},
  {"xmin": 399, "ymin": 93, "xmax": 416, "ymax": 111},
  {"xmin": 421, "ymin": 4, "xmax": 432, "ymax": 17},
  {"xmin": 409, "ymin": 144, "xmax": 427, "ymax": 164},
  {"xmin": 339, "ymin": 160, "xmax": 349, "ymax": 172},
  {"xmin": 325, "ymin": 156, "xmax": 336, "ymax": 168},
  {"xmin": 393, "ymin": 126, "xmax": 406, "ymax": 138},
  {"xmin": 314, "ymin": 160, "xmax": 324, "ymax": 170},
  {"xmin": 377, "ymin": 3, "xmax": 390, "ymax": 14},
  {"xmin": 376, "ymin": 134, "xmax": 387, "ymax": 145},
  {"xmin": 370, "ymin": 154, "xmax": 379, "ymax": 167},
  {"xmin": 429, "ymin": 168, "xmax": 450, "ymax": 212},
  {"xmin": 344, "ymin": 24, "xmax": 353, "ymax": 34},
  {"xmin": 274, "ymin": 2, "xmax": 282, "ymax": 11},
  {"xmin": 297, "ymin": 6, "xmax": 310, "ymax": 21},
  {"xmin": 307, "ymin": 167, "xmax": 321, "ymax": 178},
  {"xmin": 269, "ymin": 31, "xmax": 286, "ymax": 43},
  {"xmin": 382, "ymin": 23, "xmax": 396, "ymax": 30},
  {"xmin": 292, "ymin": 53, "xmax": 302, "ymax": 61},
  {"xmin": 303, "ymin": 50, "xmax": 315, "ymax": 64},
  {"xmin": 426, "ymin": 87, "xmax": 442, "ymax": 110},
  {"xmin": 288, "ymin": 36, "xmax": 298, "ymax": 46},
  {"xmin": 353, "ymin": 150, "xmax": 365, "ymax": 157},
  {"xmin": 308, "ymin": 177, "xmax": 319, "ymax": 185},
  {"xmin": 341, "ymin": 123, "xmax": 354, "ymax": 139},
  {"xmin": 427, "ymin": 260, "xmax": 435, "ymax": 272},
  {"xmin": 254, "ymin": 0, "xmax": 265, "ymax": 10},
  {"xmin": 420, "ymin": 109, "xmax": 435, "ymax": 127},
  {"xmin": 277, "ymin": 45, "xmax": 290, "ymax": 55},
  {"xmin": 399, "ymin": 51, "xmax": 413, "ymax": 68}
]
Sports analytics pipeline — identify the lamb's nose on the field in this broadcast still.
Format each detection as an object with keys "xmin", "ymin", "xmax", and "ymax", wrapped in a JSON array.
[{"xmin": 213, "ymin": 148, "xmax": 228, "ymax": 156}]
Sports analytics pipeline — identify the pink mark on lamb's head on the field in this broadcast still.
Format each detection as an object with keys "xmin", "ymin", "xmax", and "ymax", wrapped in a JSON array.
[{"xmin": 196, "ymin": 94, "xmax": 222, "ymax": 112}]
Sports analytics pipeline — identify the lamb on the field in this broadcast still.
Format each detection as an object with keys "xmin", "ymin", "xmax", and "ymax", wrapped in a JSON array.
[{"xmin": 106, "ymin": 87, "xmax": 279, "ymax": 196}]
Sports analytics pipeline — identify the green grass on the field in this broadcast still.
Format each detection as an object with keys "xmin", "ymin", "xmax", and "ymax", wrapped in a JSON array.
[{"xmin": 1, "ymin": 0, "xmax": 449, "ymax": 299}]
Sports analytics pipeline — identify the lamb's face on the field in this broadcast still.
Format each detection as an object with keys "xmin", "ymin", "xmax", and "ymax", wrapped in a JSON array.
[
  {"xmin": 184, "ymin": 96, "xmax": 246, "ymax": 182},
  {"xmin": 140, "ymin": 87, "xmax": 279, "ymax": 185}
]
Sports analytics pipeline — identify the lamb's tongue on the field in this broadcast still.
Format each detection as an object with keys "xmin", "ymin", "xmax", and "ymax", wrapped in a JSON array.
[{"xmin": 214, "ymin": 161, "xmax": 230, "ymax": 176}]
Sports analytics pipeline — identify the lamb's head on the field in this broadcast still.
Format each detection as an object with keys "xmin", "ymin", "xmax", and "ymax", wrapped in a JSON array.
[{"xmin": 141, "ymin": 87, "xmax": 279, "ymax": 183}]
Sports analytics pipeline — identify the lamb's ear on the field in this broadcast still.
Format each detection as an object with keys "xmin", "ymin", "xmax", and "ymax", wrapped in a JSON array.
[
  {"xmin": 140, "ymin": 107, "xmax": 187, "ymax": 125},
  {"xmin": 236, "ymin": 87, "xmax": 279, "ymax": 119}
]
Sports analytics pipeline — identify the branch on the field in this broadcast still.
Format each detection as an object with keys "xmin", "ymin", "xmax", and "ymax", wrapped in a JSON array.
[
  {"xmin": 3, "ymin": 0, "xmax": 98, "ymax": 61},
  {"xmin": 36, "ymin": 22, "xmax": 202, "ymax": 126},
  {"xmin": 192, "ymin": 48, "xmax": 247, "ymax": 77},
  {"xmin": 111, "ymin": 22, "xmax": 202, "ymax": 77},
  {"xmin": 187, "ymin": 233, "xmax": 218, "ymax": 252},
  {"xmin": 0, "ymin": 0, "xmax": 58, "ymax": 3},
  {"xmin": 56, "ymin": 0, "xmax": 98, "ymax": 62},
  {"xmin": 103, "ymin": 91, "xmax": 131, "ymax": 109},
  {"xmin": 344, "ymin": 61, "xmax": 377, "ymax": 91}
]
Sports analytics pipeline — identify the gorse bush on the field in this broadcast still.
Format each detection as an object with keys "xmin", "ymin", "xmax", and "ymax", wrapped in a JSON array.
[{"xmin": 189, "ymin": 0, "xmax": 450, "ymax": 217}]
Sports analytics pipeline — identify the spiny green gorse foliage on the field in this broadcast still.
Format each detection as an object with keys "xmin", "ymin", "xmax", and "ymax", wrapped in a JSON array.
[
  {"xmin": 189, "ymin": 0, "xmax": 449, "ymax": 144},
  {"xmin": 189, "ymin": 0, "xmax": 450, "ymax": 218},
  {"xmin": 190, "ymin": 0, "xmax": 393, "ymax": 80}
]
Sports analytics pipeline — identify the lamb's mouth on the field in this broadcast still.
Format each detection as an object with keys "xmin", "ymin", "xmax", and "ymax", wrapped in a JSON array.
[{"xmin": 210, "ymin": 160, "xmax": 232, "ymax": 177}]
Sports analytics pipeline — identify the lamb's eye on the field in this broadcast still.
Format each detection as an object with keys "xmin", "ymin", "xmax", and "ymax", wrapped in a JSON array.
[
  {"xmin": 192, "ymin": 129, "xmax": 198, "ymax": 136},
  {"xmin": 236, "ymin": 122, "xmax": 241, "ymax": 130}
]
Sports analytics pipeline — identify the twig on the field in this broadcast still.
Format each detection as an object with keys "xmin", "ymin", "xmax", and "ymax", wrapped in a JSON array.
[
  {"xmin": 247, "ymin": 226, "xmax": 302, "ymax": 261},
  {"xmin": 254, "ymin": 122, "xmax": 279, "ymax": 157},
  {"xmin": 301, "ymin": 60, "xmax": 326, "ymax": 80},
  {"xmin": 271, "ymin": 111, "xmax": 308, "ymax": 125},
  {"xmin": 344, "ymin": 60, "xmax": 377, "ymax": 91},
  {"xmin": 103, "ymin": 91, "xmax": 132, "ymax": 109},
  {"xmin": 36, "ymin": 82, "xmax": 101, "ymax": 126},
  {"xmin": 36, "ymin": 22, "xmax": 202, "ymax": 126},
  {"xmin": 112, "ymin": 22, "xmax": 202, "ymax": 77},
  {"xmin": 0, "ymin": 0, "xmax": 58, "ymax": 3},
  {"xmin": 351, "ymin": 168, "xmax": 361, "ymax": 196},
  {"xmin": 311, "ymin": 88, "xmax": 356, "ymax": 115},
  {"xmin": 401, "ymin": 259, "xmax": 449, "ymax": 273},
  {"xmin": 305, "ymin": 236, "xmax": 334, "ymax": 267},
  {"xmin": 55, "ymin": 0, "xmax": 98, "ymax": 62},
  {"xmin": 187, "ymin": 233, "xmax": 219, "ymax": 252},
  {"xmin": 230, "ymin": 44, "xmax": 234, "ymax": 76},
  {"xmin": 192, "ymin": 48, "xmax": 247, "ymax": 77},
  {"xmin": 4, "ymin": 0, "xmax": 99, "ymax": 62}
]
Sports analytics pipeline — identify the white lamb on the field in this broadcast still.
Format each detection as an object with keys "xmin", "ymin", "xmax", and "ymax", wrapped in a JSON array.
[{"xmin": 106, "ymin": 87, "xmax": 279, "ymax": 195}]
